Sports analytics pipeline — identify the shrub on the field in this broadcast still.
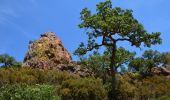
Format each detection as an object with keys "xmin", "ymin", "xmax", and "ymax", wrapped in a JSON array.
[
  {"xmin": 0, "ymin": 67, "xmax": 79, "ymax": 86},
  {"xmin": 0, "ymin": 84, "xmax": 60, "ymax": 100},
  {"xmin": 0, "ymin": 68, "xmax": 107, "ymax": 100},
  {"xmin": 135, "ymin": 76, "xmax": 170, "ymax": 99},
  {"xmin": 44, "ymin": 70, "xmax": 79, "ymax": 85},
  {"xmin": 115, "ymin": 74, "xmax": 137, "ymax": 100},
  {"xmin": 158, "ymin": 95, "xmax": 170, "ymax": 100},
  {"xmin": 0, "ymin": 68, "xmax": 39, "ymax": 86},
  {"xmin": 57, "ymin": 77, "xmax": 107, "ymax": 100}
]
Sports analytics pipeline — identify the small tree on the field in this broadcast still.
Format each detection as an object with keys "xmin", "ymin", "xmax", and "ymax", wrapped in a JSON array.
[
  {"xmin": 74, "ymin": 0, "xmax": 161, "ymax": 98},
  {"xmin": 0, "ymin": 54, "xmax": 21, "ymax": 67},
  {"xmin": 129, "ymin": 50, "xmax": 168, "ymax": 74}
]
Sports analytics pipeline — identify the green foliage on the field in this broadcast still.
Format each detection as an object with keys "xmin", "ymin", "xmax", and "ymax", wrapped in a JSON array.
[
  {"xmin": 77, "ymin": 51, "xmax": 110, "ymax": 80},
  {"xmin": 0, "ymin": 54, "xmax": 15, "ymax": 67},
  {"xmin": 162, "ymin": 52, "xmax": 170, "ymax": 67},
  {"xmin": 114, "ymin": 47, "xmax": 136, "ymax": 70},
  {"xmin": 0, "ymin": 64, "xmax": 170, "ymax": 100},
  {"xmin": 113, "ymin": 73, "xmax": 170, "ymax": 100},
  {"xmin": 129, "ymin": 57, "xmax": 147, "ymax": 73},
  {"xmin": 0, "ymin": 68, "xmax": 107, "ymax": 100},
  {"xmin": 129, "ymin": 50, "xmax": 168, "ymax": 74},
  {"xmin": 0, "ymin": 67, "xmax": 78, "ymax": 86},
  {"xmin": 0, "ymin": 0, "xmax": 167, "ymax": 99},
  {"xmin": 158, "ymin": 95, "xmax": 170, "ymax": 100},
  {"xmin": 75, "ymin": 1, "xmax": 161, "ymax": 98},
  {"xmin": 142, "ymin": 50, "xmax": 167, "ymax": 66},
  {"xmin": 135, "ymin": 76, "xmax": 170, "ymax": 100},
  {"xmin": 57, "ymin": 78, "xmax": 107, "ymax": 100},
  {"xmin": 104, "ymin": 47, "xmax": 135, "ymax": 70},
  {"xmin": 75, "ymin": 0, "xmax": 161, "ymax": 56},
  {"xmin": 115, "ymin": 74, "xmax": 137, "ymax": 100},
  {"xmin": 76, "ymin": 47, "xmax": 135, "ymax": 84},
  {"xmin": 0, "ymin": 54, "xmax": 21, "ymax": 68},
  {"xmin": 0, "ymin": 84, "xmax": 60, "ymax": 100}
]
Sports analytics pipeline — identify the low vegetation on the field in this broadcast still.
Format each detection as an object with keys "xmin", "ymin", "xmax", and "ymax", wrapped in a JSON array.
[
  {"xmin": 0, "ymin": 84, "xmax": 60, "ymax": 100},
  {"xmin": 0, "ymin": 67, "xmax": 170, "ymax": 100},
  {"xmin": 0, "ymin": 68, "xmax": 107, "ymax": 100}
]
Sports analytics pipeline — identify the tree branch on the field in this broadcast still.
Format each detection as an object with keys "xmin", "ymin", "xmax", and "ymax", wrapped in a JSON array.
[
  {"xmin": 115, "ymin": 38, "xmax": 130, "ymax": 42},
  {"xmin": 108, "ymin": 34, "xmax": 115, "ymax": 42},
  {"xmin": 87, "ymin": 44, "xmax": 103, "ymax": 51},
  {"xmin": 87, "ymin": 35, "xmax": 114, "ymax": 52}
]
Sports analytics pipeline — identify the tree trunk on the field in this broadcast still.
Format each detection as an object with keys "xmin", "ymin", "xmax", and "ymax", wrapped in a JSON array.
[{"xmin": 109, "ymin": 43, "xmax": 117, "ymax": 99}]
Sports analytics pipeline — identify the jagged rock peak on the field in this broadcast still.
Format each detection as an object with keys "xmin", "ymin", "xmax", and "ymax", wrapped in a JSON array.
[
  {"xmin": 41, "ymin": 32, "xmax": 58, "ymax": 40},
  {"xmin": 23, "ymin": 32, "xmax": 72, "ymax": 69}
]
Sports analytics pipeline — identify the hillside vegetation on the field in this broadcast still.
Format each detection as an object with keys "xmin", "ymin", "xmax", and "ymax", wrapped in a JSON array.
[
  {"xmin": 0, "ymin": 67, "xmax": 170, "ymax": 100},
  {"xmin": 0, "ymin": 0, "xmax": 170, "ymax": 100}
]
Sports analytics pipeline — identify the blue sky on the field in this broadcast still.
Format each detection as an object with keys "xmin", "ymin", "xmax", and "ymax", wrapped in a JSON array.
[{"xmin": 0, "ymin": 0, "xmax": 169, "ymax": 61}]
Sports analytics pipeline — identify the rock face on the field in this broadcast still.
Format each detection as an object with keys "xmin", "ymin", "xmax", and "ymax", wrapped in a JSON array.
[
  {"xmin": 23, "ymin": 32, "xmax": 93, "ymax": 77},
  {"xmin": 151, "ymin": 67, "xmax": 170, "ymax": 77},
  {"xmin": 54, "ymin": 62, "xmax": 93, "ymax": 77},
  {"xmin": 23, "ymin": 32, "xmax": 72, "ymax": 69}
]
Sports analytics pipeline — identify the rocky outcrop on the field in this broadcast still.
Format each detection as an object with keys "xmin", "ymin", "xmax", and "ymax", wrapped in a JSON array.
[
  {"xmin": 23, "ymin": 32, "xmax": 72, "ymax": 69},
  {"xmin": 151, "ymin": 67, "xmax": 170, "ymax": 77},
  {"xmin": 54, "ymin": 62, "xmax": 93, "ymax": 77},
  {"xmin": 23, "ymin": 32, "xmax": 93, "ymax": 77}
]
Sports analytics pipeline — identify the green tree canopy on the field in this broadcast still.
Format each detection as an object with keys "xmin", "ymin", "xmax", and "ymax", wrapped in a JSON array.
[
  {"xmin": 0, "ymin": 54, "xmax": 21, "ymax": 67},
  {"xmin": 76, "ymin": 47, "xmax": 135, "ymax": 83},
  {"xmin": 74, "ymin": 0, "xmax": 162, "ymax": 98},
  {"xmin": 129, "ymin": 50, "xmax": 168, "ymax": 74}
]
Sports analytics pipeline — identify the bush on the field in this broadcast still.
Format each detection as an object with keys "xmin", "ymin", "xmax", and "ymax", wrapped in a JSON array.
[
  {"xmin": 57, "ymin": 78, "xmax": 107, "ymax": 100},
  {"xmin": 44, "ymin": 70, "xmax": 79, "ymax": 85},
  {"xmin": 158, "ymin": 95, "xmax": 170, "ymax": 100},
  {"xmin": 111, "ymin": 73, "xmax": 170, "ymax": 100},
  {"xmin": 0, "ymin": 84, "xmax": 60, "ymax": 100},
  {"xmin": 0, "ymin": 68, "xmax": 107, "ymax": 100},
  {"xmin": 115, "ymin": 74, "xmax": 137, "ymax": 100},
  {"xmin": 135, "ymin": 76, "xmax": 170, "ymax": 100},
  {"xmin": 0, "ymin": 67, "xmax": 79, "ymax": 86}
]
